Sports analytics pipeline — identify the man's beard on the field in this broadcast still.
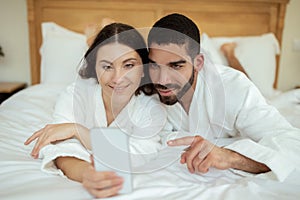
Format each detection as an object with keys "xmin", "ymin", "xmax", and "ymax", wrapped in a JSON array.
[{"xmin": 154, "ymin": 69, "xmax": 195, "ymax": 105}]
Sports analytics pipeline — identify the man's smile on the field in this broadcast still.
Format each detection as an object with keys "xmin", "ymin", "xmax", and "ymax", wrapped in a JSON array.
[{"xmin": 157, "ymin": 88, "xmax": 176, "ymax": 96}]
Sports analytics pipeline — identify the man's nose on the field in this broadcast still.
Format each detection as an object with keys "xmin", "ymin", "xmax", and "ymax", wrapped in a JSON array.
[{"xmin": 158, "ymin": 67, "xmax": 172, "ymax": 85}]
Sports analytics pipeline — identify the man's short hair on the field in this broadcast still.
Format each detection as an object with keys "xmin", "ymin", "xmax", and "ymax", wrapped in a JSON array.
[{"xmin": 148, "ymin": 13, "xmax": 200, "ymax": 59}]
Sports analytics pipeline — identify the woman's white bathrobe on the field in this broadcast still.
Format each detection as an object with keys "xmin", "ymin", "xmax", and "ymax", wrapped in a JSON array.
[
  {"xmin": 165, "ymin": 63, "xmax": 300, "ymax": 181},
  {"xmin": 39, "ymin": 78, "xmax": 170, "ymax": 175}
]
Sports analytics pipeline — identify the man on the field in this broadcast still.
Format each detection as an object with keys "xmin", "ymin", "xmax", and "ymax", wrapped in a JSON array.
[{"xmin": 146, "ymin": 13, "xmax": 299, "ymax": 181}]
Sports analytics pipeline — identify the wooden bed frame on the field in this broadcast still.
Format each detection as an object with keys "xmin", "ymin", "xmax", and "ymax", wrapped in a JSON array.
[{"xmin": 27, "ymin": 0, "xmax": 290, "ymax": 88}]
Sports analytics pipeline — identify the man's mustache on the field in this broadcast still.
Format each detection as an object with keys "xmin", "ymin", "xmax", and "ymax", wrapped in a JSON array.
[{"xmin": 153, "ymin": 83, "xmax": 181, "ymax": 90}]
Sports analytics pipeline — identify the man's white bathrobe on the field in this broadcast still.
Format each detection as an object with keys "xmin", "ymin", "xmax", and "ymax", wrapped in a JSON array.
[
  {"xmin": 165, "ymin": 62, "xmax": 300, "ymax": 181},
  {"xmin": 39, "ymin": 78, "xmax": 169, "ymax": 175}
]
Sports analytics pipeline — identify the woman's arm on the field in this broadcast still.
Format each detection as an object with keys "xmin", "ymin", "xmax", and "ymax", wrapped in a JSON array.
[
  {"xmin": 220, "ymin": 42, "xmax": 249, "ymax": 78},
  {"xmin": 24, "ymin": 123, "xmax": 91, "ymax": 158},
  {"xmin": 55, "ymin": 156, "xmax": 124, "ymax": 198},
  {"xmin": 55, "ymin": 156, "xmax": 90, "ymax": 182}
]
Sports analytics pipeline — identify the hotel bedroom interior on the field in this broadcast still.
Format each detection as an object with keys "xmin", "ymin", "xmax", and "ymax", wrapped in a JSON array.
[{"xmin": 0, "ymin": 0, "xmax": 300, "ymax": 199}]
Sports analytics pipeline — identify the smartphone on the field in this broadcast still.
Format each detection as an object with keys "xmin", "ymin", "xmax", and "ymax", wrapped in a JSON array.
[{"xmin": 90, "ymin": 127, "xmax": 132, "ymax": 194}]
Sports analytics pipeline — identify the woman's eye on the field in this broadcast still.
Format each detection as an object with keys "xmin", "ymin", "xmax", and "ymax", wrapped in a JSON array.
[
  {"xmin": 102, "ymin": 65, "xmax": 113, "ymax": 70},
  {"xmin": 124, "ymin": 63, "xmax": 135, "ymax": 69}
]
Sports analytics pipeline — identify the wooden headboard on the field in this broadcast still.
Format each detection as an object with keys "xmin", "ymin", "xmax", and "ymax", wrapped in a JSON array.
[{"xmin": 27, "ymin": 0, "xmax": 289, "ymax": 87}]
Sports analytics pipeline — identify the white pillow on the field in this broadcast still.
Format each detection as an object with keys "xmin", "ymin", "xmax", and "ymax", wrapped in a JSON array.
[
  {"xmin": 206, "ymin": 33, "xmax": 280, "ymax": 98},
  {"xmin": 40, "ymin": 22, "xmax": 88, "ymax": 84},
  {"xmin": 201, "ymin": 33, "xmax": 225, "ymax": 65}
]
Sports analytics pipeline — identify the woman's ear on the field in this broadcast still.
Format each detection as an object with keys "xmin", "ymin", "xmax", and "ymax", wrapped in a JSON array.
[{"xmin": 193, "ymin": 54, "xmax": 204, "ymax": 72}]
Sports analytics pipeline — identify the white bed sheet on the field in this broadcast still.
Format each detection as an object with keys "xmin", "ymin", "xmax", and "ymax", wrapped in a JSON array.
[
  {"xmin": 0, "ymin": 84, "xmax": 300, "ymax": 200},
  {"xmin": 268, "ymin": 89, "xmax": 300, "ymax": 129}
]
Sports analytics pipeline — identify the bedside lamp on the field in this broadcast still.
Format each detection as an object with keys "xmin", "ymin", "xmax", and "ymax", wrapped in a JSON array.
[{"xmin": 0, "ymin": 46, "xmax": 4, "ymax": 57}]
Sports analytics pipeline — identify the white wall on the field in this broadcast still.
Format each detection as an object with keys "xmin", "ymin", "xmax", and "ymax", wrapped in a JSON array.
[
  {"xmin": 0, "ymin": 0, "xmax": 30, "ymax": 84},
  {"xmin": 0, "ymin": 0, "xmax": 299, "ymax": 90},
  {"xmin": 278, "ymin": 0, "xmax": 300, "ymax": 90}
]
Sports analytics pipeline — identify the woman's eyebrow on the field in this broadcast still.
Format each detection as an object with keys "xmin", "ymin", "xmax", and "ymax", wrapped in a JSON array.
[
  {"xmin": 98, "ymin": 60, "xmax": 112, "ymax": 64},
  {"xmin": 122, "ymin": 58, "xmax": 138, "ymax": 63}
]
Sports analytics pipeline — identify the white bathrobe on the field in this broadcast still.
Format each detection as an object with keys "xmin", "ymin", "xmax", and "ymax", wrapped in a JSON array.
[
  {"xmin": 165, "ymin": 62, "xmax": 300, "ymax": 181},
  {"xmin": 40, "ymin": 78, "xmax": 170, "ymax": 175}
]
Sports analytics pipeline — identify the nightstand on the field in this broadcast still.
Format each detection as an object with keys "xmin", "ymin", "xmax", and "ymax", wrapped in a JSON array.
[{"xmin": 0, "ymin": 82, "xmax": 27, "ymax": 104}]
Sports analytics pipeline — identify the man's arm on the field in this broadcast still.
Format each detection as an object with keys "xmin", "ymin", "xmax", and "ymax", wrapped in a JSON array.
[{"xmin": 167, "ymin": 136, "xmax": 270, "ymax": 174}]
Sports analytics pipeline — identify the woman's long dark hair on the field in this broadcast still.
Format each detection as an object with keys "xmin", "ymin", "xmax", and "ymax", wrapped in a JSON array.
[{"xmin": 79, "ymin": 23, "xmax": 149, "ymax": 95}]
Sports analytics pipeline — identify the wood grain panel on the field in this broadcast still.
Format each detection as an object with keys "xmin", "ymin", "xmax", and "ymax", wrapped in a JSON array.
[{"xmin": 27, "ymin": 0, "xmax": 290, "ymax": 88}]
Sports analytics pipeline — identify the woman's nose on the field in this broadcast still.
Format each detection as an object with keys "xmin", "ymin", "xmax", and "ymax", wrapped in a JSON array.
[{"xmin": 111, "ymin": 69, "xmax": 125, "ymax": 84}]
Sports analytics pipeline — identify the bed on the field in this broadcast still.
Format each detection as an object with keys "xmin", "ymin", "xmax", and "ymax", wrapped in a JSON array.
[{"xmin": 1, "ymin": 0, "xmax": 300, "ymax": 199}]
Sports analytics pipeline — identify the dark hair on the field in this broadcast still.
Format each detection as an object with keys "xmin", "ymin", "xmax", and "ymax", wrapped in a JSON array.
[
  {"xmin": 79, "ymin": 23, "xmax": 149, "ymax": 95},
  {"xmin": 142, "ymin": 13, "xmax": 201, "ymax": 96},
  {"xmin": 147, "ymin": 13, "xmax": 200, "ymax": 59}
]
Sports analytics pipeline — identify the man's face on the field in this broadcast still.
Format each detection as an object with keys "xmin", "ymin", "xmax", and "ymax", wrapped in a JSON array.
[{"xmin": 148, "ymin": 43, "xmax": 195, "ymax": 105}]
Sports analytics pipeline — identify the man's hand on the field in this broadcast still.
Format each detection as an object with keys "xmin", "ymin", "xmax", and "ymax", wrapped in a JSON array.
[
  {"xmin": 167, "ymin": 135, "xmax": 270, "ymax": 174},
  {"xmin": 167, "ymin": 135, "xmax": 236, "ymax": 173}
]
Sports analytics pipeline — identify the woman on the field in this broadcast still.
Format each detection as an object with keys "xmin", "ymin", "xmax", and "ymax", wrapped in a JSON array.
[{"xmin": 25, "ymin": 23, "xmax": 168, "ymax": 198}]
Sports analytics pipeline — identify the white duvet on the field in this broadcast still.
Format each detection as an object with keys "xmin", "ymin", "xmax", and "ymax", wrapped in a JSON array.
[
  {"xmin": 0, "ymin": 84, "xmax": 300, "ymax": 200},
  {"xmin": 268, "ymin": 89, "xmax": 300, "ymax": 129}
]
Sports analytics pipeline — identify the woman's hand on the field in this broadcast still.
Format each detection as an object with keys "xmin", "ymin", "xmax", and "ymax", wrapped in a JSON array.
[
  {"xmin": 82, "ymin": 165, "xmax": 124, "ymax": 198},
  {"xmin": 56, "ymin": 156, "xmax": 124, "ymax": 198},
  {"xmin": 24, "ymin": 123, "xmax": 89, "ymax": 158}
]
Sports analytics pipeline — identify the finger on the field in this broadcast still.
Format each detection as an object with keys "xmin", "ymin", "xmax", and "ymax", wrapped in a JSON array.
[
  {"xmin": 185, "ymin": 139, "xmax": 207, "ymax": 172},
  {"xmin": 180, "ymin": 152, "xmax": 187, "ymax": 164},
  {"xmin": 84, "ymin": 169, "xmax": 117, "ymax": 182},
  {"xmin": 167, "ymin": 136, "xmax": 203, "ymax": 146},
  {"xmin": 31, "ymin": 134, "xmax": 52, "ymax": 158},
  {"xmin": 192, "ymin": 156, "xmax": 204, "ymax": 173},
  {"xmin": 197, "ymin": 156, "xmax": 212, "ymax": 173},
  {"xmin": 88, "ymin": 184, "xmax": 123, "ymax": 198},
  {"xmin": 24, "ymin": 129, "xmax": 43, "ymax": 145},
  {"xmin": 31, "ymin": 135, "xmax": 45, "ymax": 158},
  {"xmin": 84, "ymin": 176, "xmax": 123, "ymax": 190}
]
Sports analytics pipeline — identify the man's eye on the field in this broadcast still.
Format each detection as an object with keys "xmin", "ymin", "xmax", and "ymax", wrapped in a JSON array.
[{"xmin": 172, "ymin": 64, "xmax": 183, "ymax": 70}]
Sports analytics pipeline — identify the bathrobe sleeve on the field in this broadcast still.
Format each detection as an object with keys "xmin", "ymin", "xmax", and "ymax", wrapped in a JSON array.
[
  {"xmin": 224, "ymin": 75, "xmax": 299, "ymax": 181},
  {"xmin": 39, "ymin": 79, "xmax": 94, "ymax": 176}
]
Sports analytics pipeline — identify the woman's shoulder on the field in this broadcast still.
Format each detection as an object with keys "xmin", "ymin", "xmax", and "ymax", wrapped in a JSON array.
[
  {"xmin": 74, "ymin": 77, "xmax": 98, "ymax": 88},
  {"xmin": 63, "ymin": 78, "xmax": 98, "ymax": 94}
]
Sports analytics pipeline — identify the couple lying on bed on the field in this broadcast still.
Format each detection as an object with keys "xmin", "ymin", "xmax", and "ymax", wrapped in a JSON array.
[{"xmin": 24, "ymin": 13, "xmax": 299, "ymax": 198}]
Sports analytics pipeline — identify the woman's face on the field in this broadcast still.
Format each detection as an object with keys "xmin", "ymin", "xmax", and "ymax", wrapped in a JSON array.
[{"xmin": 95, "ymin": 43, "xmax": 144, "ymax": 103}]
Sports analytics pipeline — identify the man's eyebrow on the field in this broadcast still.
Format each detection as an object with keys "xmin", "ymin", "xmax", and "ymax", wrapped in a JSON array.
[
  {"xmin": 169, "ymin": 60, "xmax": 186, "ymax": 65},
  {"xmin": 148, "ymin": 59, "xmax": 187, "ymax": 65}
]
